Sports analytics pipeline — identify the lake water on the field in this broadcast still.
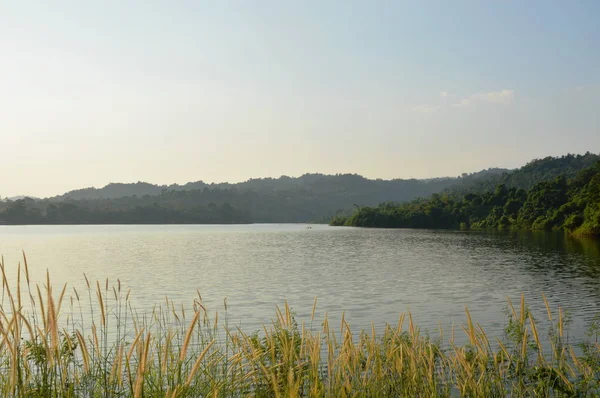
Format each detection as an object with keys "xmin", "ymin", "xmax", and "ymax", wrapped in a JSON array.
[{"xmin": 1, "ymin": 224, "xmax": 599, "ymax": 344}]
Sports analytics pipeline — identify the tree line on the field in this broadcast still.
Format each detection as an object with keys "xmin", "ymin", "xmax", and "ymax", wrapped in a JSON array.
[
  {"xmin": 332, "ymin": 160, "xmax": 600, "ymax": 237},
  {"xmin": 1, "ymin": 153, "xmax": 598, "ymax": 226},
  {"xmin": 0, "ymin": 198, "xmax": 249, "ymax": 225},
  {"xmin": 0, "ymin": 172, "xmax": 505, "ymax": 225}
]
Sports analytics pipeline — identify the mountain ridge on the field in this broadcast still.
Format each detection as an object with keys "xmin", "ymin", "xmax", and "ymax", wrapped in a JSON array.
[
  {"xmin": 52, "ymin": 169, "xmax": 509, "ymax": 201},
  {"xmin": 1, "ymin": 153, "xmax": 597, "ymax": 225}
]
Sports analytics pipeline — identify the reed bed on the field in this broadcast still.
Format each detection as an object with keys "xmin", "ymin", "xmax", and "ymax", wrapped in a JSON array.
[{"xmin": 0, "ymin": 253, "xmax": 599, "ymax": 397}]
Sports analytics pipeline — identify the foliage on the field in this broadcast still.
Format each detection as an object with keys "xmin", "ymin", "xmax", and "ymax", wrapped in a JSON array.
[
  {"xmin": 0, "ymin": 196, "xmax": 250, "ymax": 225},
  {"xmin": 0, "ymin": 174, "xmax": 491, "ymax": 224},
  {"xmin": 336, "ymin": 160, "xmax": 600, "ymax": 237},
  {"xmin": 1, "ymin": 153, "xmax": 597, "ymax": 225},
  {"xmin": 449, "ymin": 152, "xmax": 600, "ymax": 194}
]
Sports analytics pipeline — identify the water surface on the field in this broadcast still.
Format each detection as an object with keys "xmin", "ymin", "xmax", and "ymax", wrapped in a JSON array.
[{"xmin": 1, "ymin": 224, "xmax": 599, "ymax": 343}]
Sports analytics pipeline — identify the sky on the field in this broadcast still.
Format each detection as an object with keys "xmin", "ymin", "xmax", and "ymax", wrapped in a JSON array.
[{"xmin": 1, "ymin": 1, "xmax": 599, "ymax": 198}]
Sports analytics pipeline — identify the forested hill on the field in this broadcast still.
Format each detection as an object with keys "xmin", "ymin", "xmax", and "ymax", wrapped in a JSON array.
[
  {"xmin": 0, "ymin": 172, "xmax": 501, "ymax": 225},
  {"xmin": 54, "ymin": 181, "xmax": 209, "ymax": 201},
  {"xmin": 0, "ymin": 169, "xmax": 511, "ymax": 225},
  {"xmin": 448, "ymin": 152, "xmax": 600, "ymax": 193},
  {"xmin": 332, "ymin": 157, "xmax": 600, "ymax": 237},
  {"xmin": 0, "ymin": 153, "xmax": 597, "ymax": 225},
  {"xmin": 53, "ymin": 171, "xmax": 508, "ymax": 202},
  {"xmin": 51, "ymin": 153, "xmax": 599, "ymax": 203}
]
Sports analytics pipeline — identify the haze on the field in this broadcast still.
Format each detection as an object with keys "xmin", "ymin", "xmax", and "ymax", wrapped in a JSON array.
[{"xmin": 2, "ymin": 1, "xmax": 599, "ymax": 198}]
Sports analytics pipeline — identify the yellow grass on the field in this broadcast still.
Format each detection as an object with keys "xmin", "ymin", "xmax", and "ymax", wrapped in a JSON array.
[{"xmin": 0, "ymin": 254, "xmax": 598, "ymax": 397}]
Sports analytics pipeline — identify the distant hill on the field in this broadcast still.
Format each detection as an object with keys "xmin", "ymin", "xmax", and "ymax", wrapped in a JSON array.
[
  {"xmin": 501, "ymin": 153, "xmax": 600, "ymax": 189},
  {"xmin": 0, "ymin": 170, "xmax": 506, "ymax": 224},
  {"xmin": 334, "ymin": 154, "xmax": 600, "ymax": 237},
  {"xmin": 46, "ymin": 174, "xmax": 469, "ymax": 222},
  {"xmin": 447, "ymin": 153, "xmax": 600, "ymax": 194},
  {"xmin": 53, "ymin": 170, "xmax": 509, "ymax": 203},
  {"xmin": 5, "ymin": 195, "xmax": 39, "ymax": 201},
  {"xmin": 52, "ymin": 181, "xmax": 209, "ymax": 201},
  {"xmin": 1, "ymin": 153, "xmax": 596, "ymax": 225}
]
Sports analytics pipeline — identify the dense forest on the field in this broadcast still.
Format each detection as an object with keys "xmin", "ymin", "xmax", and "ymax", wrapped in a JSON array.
[
  {"xmin": 0, "ymin": 153, "xmax": 597, "ymax": 225},
  {"xmin": 332, "ymin": 155, "xmax": 600, "ymax": 237},
  {"xmin": 446, "ymin": 152, "xmax": 600, "ymax": 194},
  {"xmin": 0, "ymin": 170, "xmax": 506, "ymax": 225},
  {"xmin": 0, "ymin": 198, "xmax": 251, "ymax": 225},
  {"xmin": 52, "ymin": 170, "xmax": 508, "ymax": 202}
]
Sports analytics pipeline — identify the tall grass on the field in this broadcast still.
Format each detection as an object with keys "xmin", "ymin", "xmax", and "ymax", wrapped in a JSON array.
[{"xmin": 0, "ymin": 253, "xmax": 599, "ymax": 397}]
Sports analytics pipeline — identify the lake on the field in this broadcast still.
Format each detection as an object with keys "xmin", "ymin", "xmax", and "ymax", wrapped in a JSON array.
[{"xmin": 1, "ymin": 224, "xmax": 599, "ymax": 344}]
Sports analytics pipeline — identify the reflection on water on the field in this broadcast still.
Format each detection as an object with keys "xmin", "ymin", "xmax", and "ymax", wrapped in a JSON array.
[{"xmin": 0, "ymin": 225, "xmax": 599, "ymax": 343}]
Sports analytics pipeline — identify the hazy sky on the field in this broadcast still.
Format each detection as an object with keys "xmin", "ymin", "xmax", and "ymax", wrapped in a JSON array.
[{"xmin": 2, "ymin": 1, "xmax": 599, "ymax": 197}]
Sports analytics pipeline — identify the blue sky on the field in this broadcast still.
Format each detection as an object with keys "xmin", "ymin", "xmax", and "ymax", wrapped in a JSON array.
[{"xmin": 1, "ymin": 1, "xmax": 599, "ymax": 197}]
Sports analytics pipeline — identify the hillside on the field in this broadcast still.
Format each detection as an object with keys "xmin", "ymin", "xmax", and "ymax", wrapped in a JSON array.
[
  {"xmin": 1, "ymin": 153, "xmax": 597, "ymax": 225},
  {"xmin": 46, "ymin": 171, "xmax": 512, "ymax": 220},
  {"xmin": 1, "ymin": 171, "xmax": 506, "ymax": 225},
  {"xmin": 52, "ymin": 172, "xmax": 498, "ymax": 202},
  {"xmin": 52, "ymin": 181, "xmax": 209, "ymax": 201},
  {"xmin": 447, "ymin": 153, "xmax": 600, "ymax": 193},
  {"xmin": 333, "ymin": 155, "xmax": 600, "ymax": 237}
]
